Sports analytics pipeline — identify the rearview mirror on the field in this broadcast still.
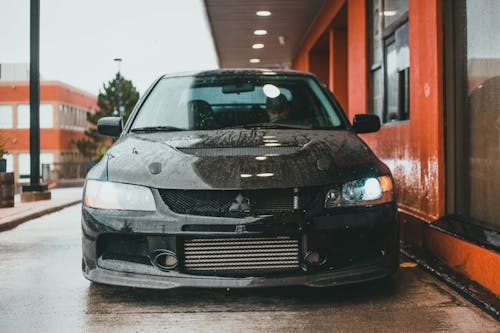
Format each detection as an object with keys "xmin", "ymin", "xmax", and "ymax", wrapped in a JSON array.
[
  {"xmin": 97, "ymin": 117, "xmax": 123, "ymax": 137},
  {"xmin": 222, "ymin": 82, "xmax": 255, "ymax": 94},
  {"xmin": 352, "ymin": 114, "xmax": 381, "ymax": 134}
]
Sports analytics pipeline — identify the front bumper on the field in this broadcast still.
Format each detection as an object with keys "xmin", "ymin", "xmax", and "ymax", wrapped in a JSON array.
[
  {"xmin": 82, "ymin": 189, "xmax": 399, "ymax": 289},
  {"xmin": 83, "ymin": 258, "xmax": 393, "ymax": 289}
]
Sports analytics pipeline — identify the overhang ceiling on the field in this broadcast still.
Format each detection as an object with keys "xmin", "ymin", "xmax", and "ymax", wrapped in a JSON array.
[{"xmin": 204, "ymin": 0, "xmax": 327, "ymax": 69}]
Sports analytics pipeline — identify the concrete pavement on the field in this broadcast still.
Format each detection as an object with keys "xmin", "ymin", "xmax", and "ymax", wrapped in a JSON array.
[
  {"xmin": 0, "ymin": 187, "xmax": 82, "ymax": 232},
  {"xmin": 0, "ymin": 204, "xmax": 498, "ymax": 332}
]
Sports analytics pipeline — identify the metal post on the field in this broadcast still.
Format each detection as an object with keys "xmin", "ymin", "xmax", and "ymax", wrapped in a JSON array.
[{"xmin": 22, "ymin": 0, "xmax": 47, "ymax": 193}]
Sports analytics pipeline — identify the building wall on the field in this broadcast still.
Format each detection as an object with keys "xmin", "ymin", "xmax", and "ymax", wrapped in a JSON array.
[
  {"xmin": 292, "ymin": 0, "xmax": 500, "ymax": 295},
  {"xmin": 0, "ymin": 81, "xmax": 97, "ymax": 181}
]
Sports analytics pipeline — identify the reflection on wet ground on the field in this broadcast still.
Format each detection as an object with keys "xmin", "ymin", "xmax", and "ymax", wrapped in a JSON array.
[{"xmin": 0, "ymin": 205, "xmax": 498, "ymax": 332}]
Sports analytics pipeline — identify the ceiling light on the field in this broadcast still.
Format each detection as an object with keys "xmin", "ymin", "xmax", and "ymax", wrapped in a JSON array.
[
  {"xmin": 249, "ymin": 58, "xmax": 261, "ymax": 64},
  {"xmin": 256, "ymin": 11, "xmax": 271, "ymax": 17},
  {"xmin": 256, "ymin": 173, "xmax": 274, "ymax": 177},
  {"xmin": 240, "ymin": 174, "xmax": 253, "ymax": 178},
  {"xmin": 252, "ymin": 43, "xmax": 264, "ymax": 49},
  {"xmin": 383, "ymin": 10, "xmax": 397, "ymax": 16},
  {"xmin": 254, "ymin": 30, "xmax": 268, "ymax": 36},
  {"xmin": 255, "ymin": 156, "xmax": 268, "ymax": 161}
]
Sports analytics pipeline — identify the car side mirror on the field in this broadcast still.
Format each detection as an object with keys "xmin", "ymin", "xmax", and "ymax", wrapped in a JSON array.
[
  {"xmin": 97, "ymin": 117, "xmax": 123, "ymax": 137},
  {"xmin": 353, "ymin": 114, "xmax": 381, "ymax": 134}
]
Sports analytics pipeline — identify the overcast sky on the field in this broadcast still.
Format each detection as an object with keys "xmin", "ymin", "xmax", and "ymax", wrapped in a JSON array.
[{"xmin": 0, "ymin": 0, "xmax": 219, "ymax": 95}]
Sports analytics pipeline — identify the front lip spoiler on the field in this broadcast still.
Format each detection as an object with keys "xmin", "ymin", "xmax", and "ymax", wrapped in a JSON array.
[{"xmin": 83, "ymin": 260, "xmax": 393, "ymax": 289}]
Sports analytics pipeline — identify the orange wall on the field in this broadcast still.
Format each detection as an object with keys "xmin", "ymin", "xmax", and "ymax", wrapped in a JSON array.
[
  {"xmin": 292, "ymin": 0, "xmax": 345, "ymax": 72},
  {"xmin": 0, "ymin": 81, "xmax": 97, "ymax": 109},
  {"xmin": 346, "ymin": 0, "xmax": 367, "ymax": 119},
  {"xmin": 309, "ymin": 51, "xmax": 329, "ymax": 85},
  {"xmin": 331, "ymin": 28, "xmax": 348, "ymax": 110},
  {"xmin": 3, "ymin": 129, "xmax": 88, "ymax": 152},
  {"xmin": 293, "ymin": 0, "xmax": 445, "ymax": 222},
  {"xmin": 426, "ymin": 228, "xmax": 500, "ymax": 295}
]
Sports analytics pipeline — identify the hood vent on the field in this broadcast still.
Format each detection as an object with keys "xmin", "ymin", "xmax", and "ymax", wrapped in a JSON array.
[{"xmin": 177, "ymin": 146, "xmax": 300, "ymax": 157}]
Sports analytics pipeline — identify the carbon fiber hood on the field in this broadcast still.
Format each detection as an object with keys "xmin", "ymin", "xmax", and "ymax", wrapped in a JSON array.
[{"xmin": 96, "ymin": 129, "xmax": 387, "ymax": 190}]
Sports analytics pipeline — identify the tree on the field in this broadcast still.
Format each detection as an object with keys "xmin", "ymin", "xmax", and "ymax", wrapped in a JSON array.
[{"xmin": 76, "ymin": 73, "xmax": 140, "ymax": 160}]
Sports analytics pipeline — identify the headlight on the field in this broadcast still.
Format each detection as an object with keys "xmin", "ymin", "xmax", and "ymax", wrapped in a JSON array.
[
  {"xmin": 84, "ymin": 180, "xmax": 156, "ymax": 211},
  {"xmin": 325, "ymin": 176, "xmax": 393, "ymax": 208}
]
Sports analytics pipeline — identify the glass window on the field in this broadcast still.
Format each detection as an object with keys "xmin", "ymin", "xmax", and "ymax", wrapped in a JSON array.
[
  {"xmin": 17, "ymin": 104, "xmax": 30, "ymax": 128},
  {"xmin": 0, "ymin": 105, "xmax": 13, "ymax": 128},
  {"xmin": 18, "ymin": 153, "xmax": 30, "ymax": 180},
  {"xmin": 464, "ymin": 0, "xmax": 500, "ymax": 229},
  {"xmin": 385, "ymin": 39, "xmax": 399, "ymax": 121},
  {"xmin": 369, "ymin": 0, "xmax": 409, "ymax": 123},
  {"xmin": 40, "ymin": 152, "xmax": 54, "ymax": 171},
  {"xmin": 40, "ymin": 104, "xmax": 54, "ymax": 128},
  {"xmin": 131, "ymin": 74, "xmax": 345, "ymax": 131},
  {"xmin": 16, "ymin": 104, "xmax": 54, "ymax": 128},
  {"xmin": 17, "ymin": 152, "xmax": 54, "ymax": 180},
  {"xmin": 3, "ymin": 153, "xmax": 13, "ymax": 172},
  {"xmin": 384, "ymin": 0, "xmax": 409, "ymax": 28}
]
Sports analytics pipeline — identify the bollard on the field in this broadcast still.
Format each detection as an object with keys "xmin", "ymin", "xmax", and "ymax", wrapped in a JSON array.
[{"xmin": 0, "ymin": 172, "xmax": 15, "ymax": 208}]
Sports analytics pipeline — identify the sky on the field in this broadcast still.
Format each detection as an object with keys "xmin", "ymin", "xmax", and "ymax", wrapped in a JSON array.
[{"xmin": 0, "ymin": 0, "xmax": 219, "ymax": 95}]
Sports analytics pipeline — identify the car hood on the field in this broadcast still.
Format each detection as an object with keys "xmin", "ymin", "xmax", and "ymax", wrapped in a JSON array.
[{"xmin": 97, "ymin": 129, "xmax": 385, "ymax": 190}]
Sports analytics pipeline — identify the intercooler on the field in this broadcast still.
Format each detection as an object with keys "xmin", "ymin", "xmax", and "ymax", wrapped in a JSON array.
[{"xmin": 183, "ymin": 236, "xmax": 301, "ymax": 276}]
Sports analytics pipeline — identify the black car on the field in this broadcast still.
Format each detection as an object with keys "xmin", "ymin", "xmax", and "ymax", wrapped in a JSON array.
[{"xmin": 82, "ymin": 69, "xmax": 398, "ymax": 289}]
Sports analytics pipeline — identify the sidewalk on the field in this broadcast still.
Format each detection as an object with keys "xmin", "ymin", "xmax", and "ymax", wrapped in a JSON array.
[{"xmin": 0, "ymin": 187, "xmax": 83, "ymax": 232}]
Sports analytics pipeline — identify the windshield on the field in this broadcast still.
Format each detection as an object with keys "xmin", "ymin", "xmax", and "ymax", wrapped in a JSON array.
[{"xmin": 130, "ymin": 73, "xmax": 346, "ymax": 131}]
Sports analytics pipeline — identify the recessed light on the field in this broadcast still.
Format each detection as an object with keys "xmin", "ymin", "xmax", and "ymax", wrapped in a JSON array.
[
  {"xmin": 383, "ymin": 10, "xmax": 397, "ymax": 16},
  {"xmin": 240, "ymin": 174, "xmax": 253, "ymax": 178},
  {"xmin": 249, "ymin": 58, "xmax": 261, "ymax": 63},
  {"xmin": 256, "ymin": 172, "xmax": 274, "ymax": 177},
  {"xmin": 252, "ymin": 43, "xmax": 264, "ymax": 49},
  {"xmin": 255, "ymin": 156, "xmax": 268, "ymax": 161},
  {"xmin": 254, "ymin": 29, "xmax": 268, "ymax": 36},
  {"xmin": 256, "ymin": 10, "xmax": 271, "ymax": 17}
]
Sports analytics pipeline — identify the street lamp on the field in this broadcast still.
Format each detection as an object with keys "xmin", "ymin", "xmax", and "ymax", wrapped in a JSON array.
[{"xmin": 113, "ymin": 58, "xmax": 124, "ymax": 117}]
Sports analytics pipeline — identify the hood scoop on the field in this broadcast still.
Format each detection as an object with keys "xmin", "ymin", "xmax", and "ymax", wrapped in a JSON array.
[{"xmin": 177, "ymin": 146, "xmax": 301, "ymax": 157}]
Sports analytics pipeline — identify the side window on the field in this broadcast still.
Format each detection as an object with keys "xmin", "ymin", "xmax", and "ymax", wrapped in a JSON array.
[
  {"xmin": 0, "ymin": 105, "xmax": 13, "ymax": 128},
  {"xmin": 369, "ymin": 0, "xmax": 409, "ymax": 123}
]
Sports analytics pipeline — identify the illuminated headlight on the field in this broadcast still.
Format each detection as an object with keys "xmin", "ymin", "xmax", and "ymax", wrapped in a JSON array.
[
  {"xmin": 84, "ymin": 180, "xmax": 156, "ymax": 211},
  {"xmin": 325, "ymin": 176, "xmax": 393, "ymax": 208}
]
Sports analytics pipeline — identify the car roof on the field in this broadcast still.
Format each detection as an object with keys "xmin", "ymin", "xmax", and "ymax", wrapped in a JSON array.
[{"xmin": 161, "ymin": 68, "xmax": 317, "ymax": 79}]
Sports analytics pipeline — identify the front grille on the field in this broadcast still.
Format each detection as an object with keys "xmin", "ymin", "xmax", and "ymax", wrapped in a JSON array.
[
  {"xmin": 183, "ymin": 236, "xmax": 300, "ymax": 276},
  {"xmin": 159, "ymin": 188, "xmax": 321, "ymax": 217}
]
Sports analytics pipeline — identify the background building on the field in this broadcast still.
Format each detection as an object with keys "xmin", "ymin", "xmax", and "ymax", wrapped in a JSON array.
[{"xmin": 0, "ymin": 63, "xmax": 97, "ymax": 183}]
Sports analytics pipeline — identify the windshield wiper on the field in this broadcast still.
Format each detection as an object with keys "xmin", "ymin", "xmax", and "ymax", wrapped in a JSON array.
[
  {"xmin": 130, "ymin": 126, "xmax": 185, "ymax": 133},
  {"xmin": 227, "ymin": 123, "xmax": 313, "ymax": 130}
]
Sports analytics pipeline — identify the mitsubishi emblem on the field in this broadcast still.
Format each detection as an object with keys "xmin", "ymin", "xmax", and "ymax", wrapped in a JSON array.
[{"xmin": 229, "ymin": 193, "xmax": 251, "ymax": 213}]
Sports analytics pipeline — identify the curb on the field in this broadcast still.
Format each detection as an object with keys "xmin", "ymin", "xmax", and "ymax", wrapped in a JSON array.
[
  {"xmin": 0, "ymin": 200, "xmax": 81, "ymax": 232},
  {"xmin": 401, "ymin": 246, "xmax": 500, "ymax": 321}
]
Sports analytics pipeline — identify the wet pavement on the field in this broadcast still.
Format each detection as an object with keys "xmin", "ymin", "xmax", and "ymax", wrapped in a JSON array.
[{"xmin": 0, "ymin": 205, "xmax": 498, "ymax": 333}]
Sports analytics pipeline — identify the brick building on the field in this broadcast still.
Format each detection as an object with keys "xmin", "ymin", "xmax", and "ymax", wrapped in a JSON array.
[{"xmin": 0, "ymin": 64, "xmax": 97, "ymax": 182}]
